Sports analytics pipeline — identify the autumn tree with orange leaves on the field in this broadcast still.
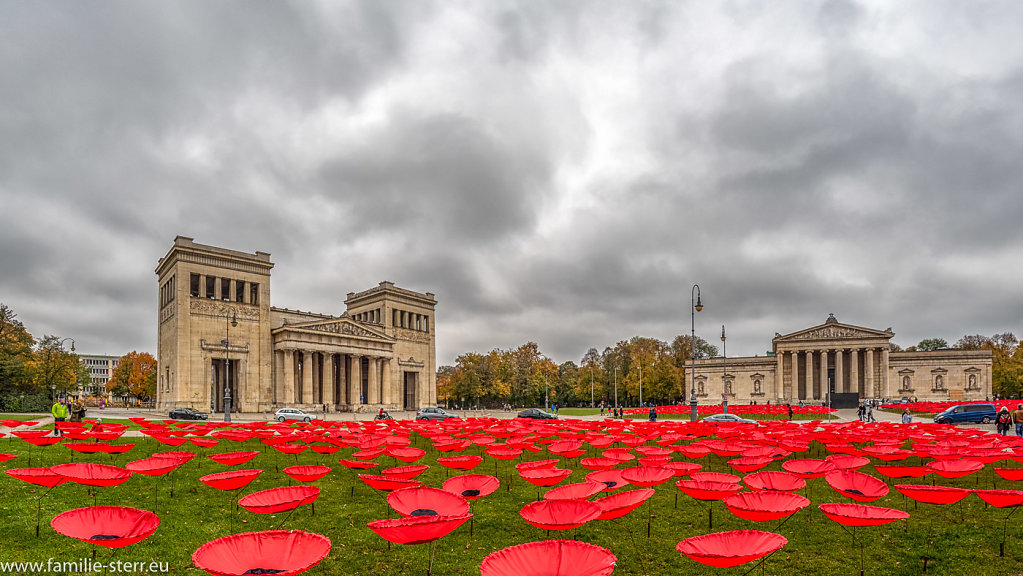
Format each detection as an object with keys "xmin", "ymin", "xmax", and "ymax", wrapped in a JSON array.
[{"xmin": 107, "ymin": 351, "xmax": 157, "ymax": 401}]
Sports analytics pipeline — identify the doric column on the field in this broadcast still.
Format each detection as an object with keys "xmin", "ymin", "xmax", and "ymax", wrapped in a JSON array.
[
  {"xmin": 322, "ymin": 353, "xmax": 334, "ymax": 408},
  {"xmin": 350, "ymin": 355, "xmax": 363, "ymax": 404},
  {"xmin": 820, "ymin": 349, "xmax": 829, "ymax": 397},
  {"xmin": 283, "ymin": 350, "xmax": 296, "ymax": 405},
  {"xmin": 866, "ymin": 348, "xmax": 875, "ymax": 398},
  {"xmin": 850, "ymin": 349, "xmax": 859, "ymax": 396},
  {"xmin": 381, "ymin": 358, "xmax": 393, "ymax": 406},
  {"xmin": 881, "ymin": 347, "xmax": 890, "ymax": 398},
  {"xmin": 775, "ymin": 351, "xmax": 784, "ymax": 401},
  {"xmin": 339, "ymin": 355, "xmax": 348, "ymax": 405},
  {"xmin": 367, "ymin": 357, "xmax": 380, "ymax": 404},
  {"xmin": 835, "ymin": 349, "xmax": 844, "ymax": 394},
  {"xmin": 807, "ymin": 350, "xmax": 816, "ymax": 400},
  {"xmin": 301, "ymin": 352, "xmax": 313, "ymax": 404}
]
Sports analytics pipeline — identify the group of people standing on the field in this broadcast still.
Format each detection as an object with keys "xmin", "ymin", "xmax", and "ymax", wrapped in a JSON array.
[
  {"xmin": 50, "ymin": 399, "xmax": 87, "ymax": 435},
  {"xmin": 857, "ymin": 402, "xmax": 877, "ymax": 423},
  {"xmin": 995, "ymin": 405, "xmax": 1023, "ymax": 436}
]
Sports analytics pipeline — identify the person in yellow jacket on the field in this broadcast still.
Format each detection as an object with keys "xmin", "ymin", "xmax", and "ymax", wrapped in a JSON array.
[{"xmin": 51, "ymin": 400, "xmax": 68, "ymax": 436}]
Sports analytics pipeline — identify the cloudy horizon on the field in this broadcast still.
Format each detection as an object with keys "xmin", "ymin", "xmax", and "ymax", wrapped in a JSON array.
[{"xmin": 3, "ymin": 1, "xmax": 1023, "ymax": 366}]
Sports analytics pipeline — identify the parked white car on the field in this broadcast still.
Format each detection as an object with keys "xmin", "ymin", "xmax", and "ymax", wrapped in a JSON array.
[{"xmin": 274, "ymin": 407, "xmax": 314, "ymax": 422}]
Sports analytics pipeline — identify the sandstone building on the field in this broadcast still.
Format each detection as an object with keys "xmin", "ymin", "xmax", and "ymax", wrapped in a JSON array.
[
  {"xmin": 693, "ymin": 314, "xmax": 992, "ymax": 404},
  {"xmin": 155, "ymin": 237, "xmax": 437, "ymax": 414}
]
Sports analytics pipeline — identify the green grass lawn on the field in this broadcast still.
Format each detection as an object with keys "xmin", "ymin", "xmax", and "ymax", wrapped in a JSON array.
[
  {"xmin": 0, "ymin": 414, "xmax": 49, "ymax": 422},
  {"xmin": 0, "ymin": 425, "xmax": 1021, "ymax": 575}
]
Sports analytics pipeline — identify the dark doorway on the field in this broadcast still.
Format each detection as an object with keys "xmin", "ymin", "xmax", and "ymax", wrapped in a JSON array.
[
  {"xmin": 403, "ymin": 372, "xmax": 418, "ymax": 410},
  {"xmin": 210, "ymin": 359, "xmax": 238, "ymax": 412}
]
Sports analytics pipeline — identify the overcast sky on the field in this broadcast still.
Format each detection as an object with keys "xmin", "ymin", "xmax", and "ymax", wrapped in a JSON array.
[{"xmin": 3, "ymin": 1, "xmax": 1023, "ymax": 366}]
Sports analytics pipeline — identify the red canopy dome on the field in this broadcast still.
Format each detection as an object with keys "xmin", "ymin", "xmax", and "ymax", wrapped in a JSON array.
[
  {"xmin": 51, "ymin": 506, "xmax": 159, "ymax": 549},
  {"xmin": 677, "ymin": 530, "xmax": 787, "ymax": 568},
  {"xmin": 973, "ymin": 489, "xmax": 1023, "ymax": 508},
  {"xmin": 723, "ymin": 492, "xmax": 810, "ymax": 522},
  {"xmin": 387, "ymin": 486, "xmax": 470, "ymax": 517},
  {"xmin": 358, "ymin": 473, "xmax": 422, "ymax": 492},
  {"xmin": 480, "ymin": 539, "xmax": 617, "ymax": 576},
  {"xmin": 200, "ymin": 469, "xmax": 263, "ymax": 491},
  {"xmin": 366, "ymin": 513, "xmax": 472, "ymax": 545},
  {"xmin": 193, "ymin": 530, "xmax": 330, "ymax": 576},
  {"xmin": 125, "ymin": 457, "xmax": 181, "ymax": 477},
  {"xmin": 818, "ymin": 503, "xmax": 910, "ymax": 526},
  {"xmin": 621, "ymin": 466, "xmax": 673, "ymax": 487},
  {"xmin": 584, "ymin": 470, "xmax": 630, "ymax": 492},
  {"xmin": 51, "ymin": 463, "xmax": 132, "ymax": 487},
  {"xmin": 239, "ymin": 486, "xmax": 320, "ymax": 514},
  {"xmin": 436, "ymin": 455, "xmax": 483, "ymax": 471},
  {"xmin": 743, "ymin": 471, "xmax": 806, "ymax": 492},
  {"xmin": 283, "ymin": 465, "xmax": 331, "ymax": 482},
  {"xmin": 208, "ymin": 451, "xmax": 259, "ymax": 466},
  {"xmin": 6, "ymin": 467, "xmax": 66, "ymax": 488},
  {"xmin": 546, "ymin": 482, "xmax": 605, "ymax": 501},
  {"xmin": 381, "ymin": 464, "xmax": 430, "ymax": 480},
  {"xmin": 824, "ymin": 470, "xmax": 888, "ymax": 503},
  {"xmin": 782, "ymin": 459, "xmax": 835, "ymax": 479},
  {"xmin": 442, "ymin": 474, "xmax": 500, "ymax": 500},
  {"xmin": 520, "ymin": 499, "xmax": 602, "ymax": 530},
  {"xmin": 894, "ymin": 484, "xmax": 971, "ymax": 505},
  {"xmin": 675, "ymin": 480, "xmax": 743, "ymax": 501},
  {"xmin": 594, "ymin": 489, "xmax": 655, "ymax": 521}
]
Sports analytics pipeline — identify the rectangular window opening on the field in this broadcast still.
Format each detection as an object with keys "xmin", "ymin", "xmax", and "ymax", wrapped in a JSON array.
[{"xmin": 190, "ymin": 274, "xmax": 200, "ymax": 297}]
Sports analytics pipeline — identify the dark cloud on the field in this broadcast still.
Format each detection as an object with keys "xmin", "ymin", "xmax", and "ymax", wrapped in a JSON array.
[{"xmin": 2, "ymin": 1, "xmax": 1022, "ymax": 366}]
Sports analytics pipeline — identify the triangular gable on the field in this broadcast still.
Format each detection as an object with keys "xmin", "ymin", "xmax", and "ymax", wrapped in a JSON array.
[
  {"xmin": 773, "ymin": 315, "xmax": 892, "ymax": 344},
  {"xmin": 273, "ymin": 317, "xmax": 393, "ymax": 342}
]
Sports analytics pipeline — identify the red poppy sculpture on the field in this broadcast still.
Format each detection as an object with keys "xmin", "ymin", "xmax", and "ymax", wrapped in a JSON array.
[
  {"xmin": 442, "ymin": 474, "xmax": 500, "ymax": 500},
  {"xmin": 480, "ymin": 540, "xmax": 617, "ymax": 576},
  {"xmin": 594, "ymin": 489, "xmax": 655, "ymax": 521},
  {"xmin": 743, "ymin": 470, "xmax": 806, "ymax": 492},
  {"xmin": 894, "ymin": 484, "xmax": 971, "ymax": 505},
  {"xmin": 366, "ymin": 513, "xmax": 473, "ymax": 545},
  {"xmin": 51, "ymin": 463, "xmax": 132, "ymax": 487},
  {"xmin": 520, "ymin": 468, "xmax": 573, "ymax": 488},
  {"xmin": 283, "ymin": 465, "xmax": 331, "ymax": 483},
  {"xmin": 193, "ymin": 530, "xmax": 330, "ymax": 576},
  {"xmin": 387, "ymin": 486, "xmax": 471, "ymax": 517},
  {"xmin": 621, "ymin": 466, "xmax": 673, "ymax": 487},
  {"xmin": 824, "ymin": 470, "xmax": 888, "ymax": 503},
  {"xmin": 520, "ymin": 499, "xmax": 602, "ymax": 531},
  {"xmin": 677, "ymin": 530, "xmax": 787, "ymax": 568},
  {"xmin": 546, "ymin": 482, "xmax": 605, "ymax": 501},
  {"xmin": 209, "ymin": 451, "xmax": 260, "ymax": 466},
  {"xmin": 6, "ymin": 467, "xmax": 66, "ymax": 488},
  {"xmin": 200, "ymin": 469, "xmax": 263, "ymax": 491},
  {"xmin": 239, "ymin": 486, "xmax": 320, "ymax": 514},
  {"xmin": 358, "ymin": 473, "xmax": 422, "ymax": 492},
  {"xmin": 51, "ymin": 506, "xmax": 159, "ymax": 548},
  {"xmin": 723, "ymin": 492, "xmax": 811, "ymax": 522},
  {"xmin": 782, "ymin": 459, "xmax": 835, "ymax": 479},
  {"xmin": 436, "ymin": 455, "xmax": 483, "ymax": 471},
  {"xmin": 926, "ymin": 459, "xmax": 984, "ymax": 479},
  {"xmin": 818, "ymin": 503, "xmax": 910, "ymax": 527},
  {"xmin": 382, "ymin": 464, "xmax": 430, "ymax": 480}
]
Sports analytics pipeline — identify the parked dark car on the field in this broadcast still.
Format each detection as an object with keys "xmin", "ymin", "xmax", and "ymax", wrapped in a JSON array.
[
  {"xmin": 517, "ymin": 408, "xmax": 558, "ymax": 420},
  {"xmin": 415, "ymin": 407, "xmax": 459, "ymax": 421},
  {"xmin": 169, "ymin": 407, "xmax": 208, "ymax": 421},
  {"xmin": 933, "ymin": 403, "xmax": 997, "ymax": 424}
]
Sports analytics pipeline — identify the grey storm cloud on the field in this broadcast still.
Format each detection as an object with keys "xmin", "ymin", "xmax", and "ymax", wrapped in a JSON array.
[{"xmin": 3, "ymin": 0, "xmax": 1023, "ymax": 365}]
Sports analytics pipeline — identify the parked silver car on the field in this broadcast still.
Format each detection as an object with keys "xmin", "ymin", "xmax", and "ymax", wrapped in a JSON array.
[
  {"xmin": 415, "ymin": 407, "xmax": 459, "ymax": 421},
  {"xmin": 274, "ymin": 407, "xmax": 314, "ymax": 422}
]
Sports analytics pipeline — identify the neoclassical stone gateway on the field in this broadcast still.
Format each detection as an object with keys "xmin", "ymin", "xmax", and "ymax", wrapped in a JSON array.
[
  {"xmin": 155, "ymin": 237, "xmax": 437, "ymax": 414},
  {"xmin": 693, "ymin": 314, "xmax": 992, "ymax": 404}
]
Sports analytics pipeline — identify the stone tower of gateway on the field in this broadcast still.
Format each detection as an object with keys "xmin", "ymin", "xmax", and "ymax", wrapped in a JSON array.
[{"xmin": 155, "ymin": 237, "xmax": 437, "ymax": 414}]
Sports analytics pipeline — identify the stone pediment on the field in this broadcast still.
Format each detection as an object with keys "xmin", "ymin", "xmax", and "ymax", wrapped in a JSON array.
[
  {"xmin": 275, "ymin": 318, "xmax": 393, "ymax": 341},
  {"xmin": 774, "ymin": 314, "xmax": 892, "ymax": 344}
]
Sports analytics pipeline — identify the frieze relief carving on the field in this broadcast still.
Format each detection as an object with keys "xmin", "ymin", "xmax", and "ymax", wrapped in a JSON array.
[
  {"xmin": 394, "ymin": 328, "xmax": 431, "ymax": 343},
  {"xmin": 791, "ymin": 327, "xmax": 872, "ymax": 340},
  {"xmin": 303, "ymin": 321, "xmax": 380, "ymax": 338},
  {"xmin": 190, "ymin": 299, "xmax": 259, "ymax": 321}
]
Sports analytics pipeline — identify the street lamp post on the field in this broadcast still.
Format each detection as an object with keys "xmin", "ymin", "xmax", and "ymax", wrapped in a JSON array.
[
  {"xmin": 639, "ymin": 363, "xmax": 643, "ymax": 408},
  {"xmin": 614, "ymin": 367, "xmax": 619, "ymax": 412},
  {"xmin": 690, "ymin": 284, "xmax": 703, "ymax": 422},
  {"xmin": 590, "ymin": 367, "xmax": 594, "ymax": 408},
  {"xmin": 721, "ymin": 325, "xmax": 728, "ymax": 414},
  {"xmin": 220, "ymin": 312, "xmax": 238, "ymax": 422},
  {"xmin": 57, "ymin": 338, "xmax": 75, "ymax": 400},
  {"xmin": 544, "ymin": 368, "xmax": 549, "ymax": 413}
]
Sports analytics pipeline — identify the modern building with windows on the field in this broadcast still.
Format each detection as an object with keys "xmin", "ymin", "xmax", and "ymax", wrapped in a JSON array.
[
  {"xmin": 693, "ymin": 314, "xmax": 992, "ymax": 404},
  {"xmin": 78, "ymin": 354, "xmax": 120, "ymax": 397},
  {"xmin": 155, "ymin": 236, "xmax": 437, "ymax": 414}
]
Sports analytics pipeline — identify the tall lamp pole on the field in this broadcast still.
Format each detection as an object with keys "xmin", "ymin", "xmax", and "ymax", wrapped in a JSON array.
[
  {"xmin": 639, "ymin": 363, "xmax": 643, "ymax": 408},
  {"xmin": 690, "ymin": 284, "xmax": 703, "ymax": 421},
  {"xmin": 590, "ymin": 367, "xmax": 594, "ymax": 408},
  {"xmin": 721, "ymin": 325, "xmax": 728, "ymax": 414},
  {"xmin": 57, "ymin": 338, "xmax": 75, "ymax": 400},
  {"xmin": 614, "ymin": 367, "xmax": 619, "ymax": 411},
  {"xmin": 221, "ymin": 312, "xmax": 238, "ymax": 422}
]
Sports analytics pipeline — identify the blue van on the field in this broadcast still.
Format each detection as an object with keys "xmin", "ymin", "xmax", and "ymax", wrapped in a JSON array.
[{"xmin": 933, "ymin": 403, "xmax": 997, "ymax": 424}]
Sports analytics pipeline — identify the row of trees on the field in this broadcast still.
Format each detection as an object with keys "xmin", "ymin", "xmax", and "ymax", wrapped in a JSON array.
[
  {"xmin": 437, "ymin": 335, "xmax": 718, "ymax": 409},
  {"xmin": 438, "ymin": 332, "xmax": 1023, "ymax": 409},
  {"xmin": 0, "ymin": 303, "xmax": 156, "ymax": 410}
]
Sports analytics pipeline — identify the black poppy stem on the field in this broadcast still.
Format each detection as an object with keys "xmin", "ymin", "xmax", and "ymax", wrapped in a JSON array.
[{"xmin": 426, "ymin": 540, "xmax": 437, "ymax": 576}]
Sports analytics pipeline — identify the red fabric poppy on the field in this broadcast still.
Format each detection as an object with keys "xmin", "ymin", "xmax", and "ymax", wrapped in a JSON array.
[
  {"xmin": 387, "ymin": 486, "xmax": 470, "ymax": 517},
  {"xmin": 51, "ymin": 463, "xmax": 132, "ymax": 487},
  {"xmin": 601, "ymin": 450, "xmax": 635, "ymax": 463},
  {"xmin": 274, "ymin": 444, "xmax": 309, "ymax": 455},
  {"xmin": 64, "ymin": 442, "xmax": 110, "ymax": 454},
  {"xmin": 723, "ymin": 492, "xmax": 809, "ymax": 522},
  {"xmin": 741, "ymin": 446, "xmax": 792, "ymax": 460},
  {"xmin": 6, "ymin": 467, "xmax": 66, "ymax": 487},
  {"xmin": 125, "ymin": 457, "xmax": 181, "ymax": 476},
  {"xmin": 442, "ymin": 474, "xmax": 500, "ymax": 500},
  {"xmin": 824, "ymin": 470, "xmax": 888, "ymax": 503},
  {"xmin": 873, "ymin": 465, "xmax": 930, "ymax": 479},
  {"xmin": 584, "ymin": 470, "xmax": 630, "ymax": 492},
  {"xmin": 926, "ymin": 459, "xmax": 984, "ymax": 479},
  {"xmin": 487, "ymin": 447, "xmax": 524, "ymax": 460},
  {"xmin": 193, "ymin": 530, "xmax": 330, "ymax": 576},
  {"xmin": 520, "ymin": 499, "xmax": 602, "ymax": 530},
  {"xmin": 516, "ymin": 459, "xmax": 560, "ymax": 472},
  {"xmin": 689, "ymin": 472, "xmax": 741, "ymax": 484},
  {"xmin": 13, "ymin": 430, "xmax": 50, "ymax": 439},
  {"xmin": 861, "ymin": 446, "xmax": 912, "ymax": 462},
  {"xmin": 621, "ymin": 466, "xmax": 673, "ymax": 487},
  {"xmin": 436, "ymin": 455, "xmax": 483, "ymax": 471},
  {"xmin": 818, "ymin": 503, "xmax": 909, "ymax": 526},
  {"xmin": 743, "ymin": 471, "xmax": 806, "ymax": 492},
  {"xmin": 782, "ymin": 458, "xmax": 835, "ymax": 479},
  {"xmin": 189, "ymin": 438, "xmax": 219, "ymax": 448},
  {"xmin": 239, "ymin": 486, "xmax": 320, "ymax": 514},
  {"xmin": 974, "ymin": 489, "xmax": 1023, "ymax": 508},
  {"xmin": 675, "ymin": 480, "xmax": 743, "ymax": 501},
  {"xmin": 152, "ymin": 451, "xmax": 196, "ymax": 463},
  {"xmin": 480, "ymin": 539, "xmax": 617, "ymax": 576},
  {"xmin": 677, "ymin": 530, "xmax": 787, "ymax": 568},
  {"xmin": 338, "ymin": 458, "xmax": 379, "ymax": 470},
  {"xmin": 0, "ymin": 453, "xmax": 15, "ymax": 463},
  {"xmin": 727, "ymin": 457, "xmax": 773, "ymax": 473},
  {"xmin": 200, "ymin": 469, "xmax": 263, "ymax": 491},
  {"xmin": 594, "ymin": 488, "xmax": 655, "ymax": 521},
  {"xmin": 546, "ymin": 482, "xmax": 605, "ymax": 501},
  {"xmin": 382, "ymin": 464, "xmax": 429, "ymax": 479},
  {"xmin": 19, "ymin": 436, "xmax": 63, "ymax": 447},
  {"xmin": 358, "ymin": 473, "xmax": 422, "ymax": 492},
  {"xmin": 51, "ymin": 506, "xmax": 159, "ymax": 549},
  {"xmin": 209, "ymin": 451, "xmax": 260, "ymax": 466},
  {"xmin": 894, "ymin": 484, "xmax": 971, "ymax": 505},
  {"xmin": 152, "ymin": 435, "xmax": 189, "ymax": 447},
  {"xmin": 283, "ymin": 465, "xmax": 331, "ymax": 482},
  {"xmin": 825, "ymin": 454, "xmax": 871, "ymax": 471},
  {"xmin": 520, "ymin": 468, "xmax": 573, "ymax": 487},
  {"xmin": 366, "ymin": 513, "xmax": 472, "ymax": 545},
  {"xmin": 995, "ymin": 468, "xmax": 1023, "ymax": 481},
  {"xmin": 661, "ymin": 462, "xmax": 702, "ymax": 477},
  {"xmin": 386, "ymin": 447, "xmax": 426, "ymax": 463},
  {"xmin": 580, "ymin": 458, "xmax": 618, "ymax": 471}
]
